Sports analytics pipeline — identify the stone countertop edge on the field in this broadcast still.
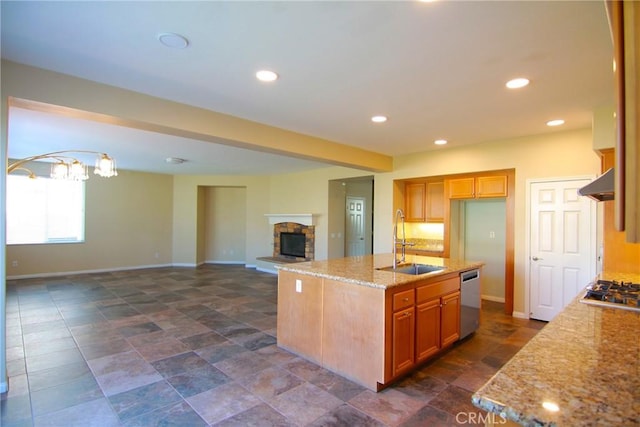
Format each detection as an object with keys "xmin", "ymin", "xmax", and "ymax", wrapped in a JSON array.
[
  {"xmin": 471, "ymin": 271, "xmax": 640, "ymax": 427},
  {"xmin": 275, "ymin": 253, "xmax": 484, "ymax": 289}
]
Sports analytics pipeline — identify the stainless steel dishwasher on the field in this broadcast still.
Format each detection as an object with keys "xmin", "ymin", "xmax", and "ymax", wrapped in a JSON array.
[{"xmin": 460, "ymin": 269, "xmax": 481, "ymax": 339}]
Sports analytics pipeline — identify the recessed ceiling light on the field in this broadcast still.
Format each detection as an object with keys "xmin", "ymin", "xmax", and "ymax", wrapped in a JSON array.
[
  {"xmin": 256, "ymin": 70, "xmax": 279, "ymax": 82},
  {"xmin": 546, "ymin": 119, "xmax": 565, "ymax": 127},
  {"xmin": 506, "ymin": 77, "xmax": 530, "ymax": 89},
  {"xmin": 166, "ymin": 157, "xmax": 186, "ymax": 164},
  {"xmin": 157, "ymin": 33, "xmax": 189, "ymax": 49},
  {"xmin": 371, "ymin": 115, "xmax": 387, "ymax": 123},
  {"xmin": 434, "ymin": 139, "xmax": 448, "ymax": 145}
]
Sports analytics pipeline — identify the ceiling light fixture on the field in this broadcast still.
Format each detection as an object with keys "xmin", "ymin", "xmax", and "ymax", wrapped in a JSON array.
[
  {"xmin": 434, "ymin": 139, "xmax": 448, "ymax": 145},
  {"xmin": 371, "ymin": 115, "xmax": 388, "ymax": 123},
  {"xmin": 256, "ymin": 70, "xmax": 279, "ymax": 82},
  {"xmin": 165, "ymin": 157, "xmax": 186, "ymax": 164},
  {"xmin": 157, "ymin": 32, "xmax": 189, "ymax": 49},
  {"xmin": 8, "ymin": 151, "xmax": 118, "ymax": 180},
  {"xmin": 546, "ymin": 119, "xmax": 565, "ymax": 127},
  {"xmin": 505, "ymin": 77, "xmax": 530, "ymax": 89}
]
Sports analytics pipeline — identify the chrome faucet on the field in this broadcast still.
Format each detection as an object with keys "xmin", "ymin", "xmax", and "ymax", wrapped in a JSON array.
[{"xmin": 393, "ymin": 208, "xmax": 411, "ymax": 268}]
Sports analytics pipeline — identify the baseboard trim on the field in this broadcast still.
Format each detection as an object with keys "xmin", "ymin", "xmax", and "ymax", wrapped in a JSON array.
[
  {"xmin": 256, "ymin": 266, "xmax": 278, "ymax": 275},
  {"xmin": 512, "ymin": 311, "xmax": 529, "ymax": 319},
  {"xmin": 481, "ymin": 295, "xmax": 506, "ymax": 303},
  {"xmin": 5, "ymin": 262, "xmax": 265, "ymax": 280},
  {"xmin": 6, "ymin": 263, "xmax": 174, "ymax": 280},
  {"xmin": 205, "ymin": 260, "xmax": 246, "ymax": 265}
]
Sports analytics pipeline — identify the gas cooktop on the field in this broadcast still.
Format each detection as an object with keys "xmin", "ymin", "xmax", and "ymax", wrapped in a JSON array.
[{"xmin": 580, "ymin": 280, "xmax": 640, "ymax": 312}]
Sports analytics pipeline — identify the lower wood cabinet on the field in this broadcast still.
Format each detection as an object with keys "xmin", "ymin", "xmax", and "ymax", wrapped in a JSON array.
[
  {"xmin": 390, "ymin": 276, "xmax": 461, "ymax": 378},
  {"xmin": 392, "ymin": 305, "xmax": 415, "ymax": 376},
  {"xmin": 416, "ymin": 290, "xmax": 460, "ymax": 363},
  {"xmin": 441, "ymin": 291, "xmax": 461, "ymax": 347}
]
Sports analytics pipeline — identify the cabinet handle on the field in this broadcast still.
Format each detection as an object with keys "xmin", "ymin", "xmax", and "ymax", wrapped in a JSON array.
[
  {"xmin": 404, "ymin": 311, "xmax": 412, "ymax": 317},
  {"xmin": 403, "ymin": 297, "xmax": 409, "ymax": 302}
]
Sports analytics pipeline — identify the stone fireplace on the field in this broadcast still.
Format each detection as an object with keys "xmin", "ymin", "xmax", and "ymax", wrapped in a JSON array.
[{"xmin": 265, "ymin": 214, "xmax": 315, "ymax": 261}]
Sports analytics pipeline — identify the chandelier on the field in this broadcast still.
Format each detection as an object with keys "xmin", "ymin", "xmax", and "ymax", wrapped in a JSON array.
[{"xmin": 7, "ymin": 150, "xmax": 118, "ymax": 180}]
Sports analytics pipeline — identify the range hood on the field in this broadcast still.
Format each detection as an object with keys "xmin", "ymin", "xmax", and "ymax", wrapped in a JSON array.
[{"xmin": 578, "ymin": 168, "xmax": 614, "ymax": 201}]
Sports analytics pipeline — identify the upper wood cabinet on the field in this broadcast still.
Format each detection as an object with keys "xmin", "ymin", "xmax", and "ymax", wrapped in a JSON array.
[
  {"xmin": 405, "ymin": 181, "xmax": 444, "ymax": 222},
  {"xmin": 447, "ymin": 175, "xmax": 507, "ymax": 199},
  {"xmin": 405, "ymin": 182, "xmax": 426, "ymax": 222},
  {"xmin": 426, "ymin": 181, "xmax": 444, "ymax": 222}
]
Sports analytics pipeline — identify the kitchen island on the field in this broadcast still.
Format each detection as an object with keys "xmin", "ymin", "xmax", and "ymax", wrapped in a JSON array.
[
  {"xmin": 472, "ymin": 272, "xmax": 640, "ymax": 426},
  {"xmin": 276, "ymin": 253, "xmax": 483, "ymax": 391}
]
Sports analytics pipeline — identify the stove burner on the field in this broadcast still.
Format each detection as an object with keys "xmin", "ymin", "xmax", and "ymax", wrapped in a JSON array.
[{"xmin": 581, "ymin": 280, "xmax": 640, "ymax": 311}]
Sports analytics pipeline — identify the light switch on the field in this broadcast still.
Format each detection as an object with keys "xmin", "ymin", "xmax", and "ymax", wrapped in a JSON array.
[{"xmin": 295, "ymin": 279, "xmax": 302, "ymax": 293}]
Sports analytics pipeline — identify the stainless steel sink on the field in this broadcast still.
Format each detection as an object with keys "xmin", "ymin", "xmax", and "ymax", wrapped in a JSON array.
[{"xmin": 377, "ymin": 263, "xmax": 444, "ymax": 275}]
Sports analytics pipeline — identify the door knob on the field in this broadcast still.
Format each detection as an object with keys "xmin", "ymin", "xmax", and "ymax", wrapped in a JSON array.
[{"xmin": 532, "ymin": 256, "xmax": 542, "ymax": 261}]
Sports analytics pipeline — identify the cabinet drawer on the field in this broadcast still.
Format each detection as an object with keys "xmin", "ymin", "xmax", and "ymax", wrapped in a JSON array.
[
  {"xmin": 393, "ymin": 289, "xmax": 415, "ymax": 311},
  {"xmin": 416, "ymin": 277, "xmax": 459, "ymax": 303}
]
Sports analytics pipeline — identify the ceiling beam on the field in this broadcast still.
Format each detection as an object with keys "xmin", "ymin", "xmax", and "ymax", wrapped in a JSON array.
[{"xmin": 2, "ymin": 60, "xmax": 393, "ymax": 173}]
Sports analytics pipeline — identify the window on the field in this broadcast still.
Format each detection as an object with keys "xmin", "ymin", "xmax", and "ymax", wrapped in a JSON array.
[{"xmin": 6, "ymin": 175, "xmax": 85, "ymax": 244}]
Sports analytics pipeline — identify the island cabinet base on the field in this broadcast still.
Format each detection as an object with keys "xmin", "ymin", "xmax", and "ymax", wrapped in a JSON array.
[{"xmin": 276, "ymin": 269, "xmax": 462, "ymax": 391}]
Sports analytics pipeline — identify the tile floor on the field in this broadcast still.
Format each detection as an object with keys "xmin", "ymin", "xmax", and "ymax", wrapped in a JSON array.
[{"xmin": 2, "ymin": 264, "xmax": 545, "ymax": 426}]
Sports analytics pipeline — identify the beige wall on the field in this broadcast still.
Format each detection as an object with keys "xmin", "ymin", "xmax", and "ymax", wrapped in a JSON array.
[
  {"xmin": 204, "ymin": 186, "xmax": 247, "ymax": 263},
  {"xmin": 6, "ymin": 169, "xmax": 173, "ymax": 277}
]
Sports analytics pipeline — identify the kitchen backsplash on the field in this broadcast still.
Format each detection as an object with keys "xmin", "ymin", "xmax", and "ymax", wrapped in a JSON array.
[{"xmin": 406, "ymin": 238, "xmax": 444, "ymax": 252}]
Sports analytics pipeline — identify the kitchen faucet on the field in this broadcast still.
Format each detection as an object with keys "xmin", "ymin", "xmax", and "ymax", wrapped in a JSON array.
[{"xmin": 393, "ymin": 208, "xmax": 413, "ymax": 268}]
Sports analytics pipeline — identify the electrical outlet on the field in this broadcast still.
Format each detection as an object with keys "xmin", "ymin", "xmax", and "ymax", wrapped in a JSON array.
[
  {"xmin": 295, "ymin": 279, "xmax": 302, "ymax": 293},
  {"xmin": 12, "ymin": 260, "xmax": 18, "ymax": 267},
  {"xmin": 489, "ymin": 231, "xmax": 496, "ymax": 238}
]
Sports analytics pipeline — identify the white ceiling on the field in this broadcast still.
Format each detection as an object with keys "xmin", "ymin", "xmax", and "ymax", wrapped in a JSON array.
[{"xmin": 1, "ymin": 0, "xmax": 614, "ymax": 176}]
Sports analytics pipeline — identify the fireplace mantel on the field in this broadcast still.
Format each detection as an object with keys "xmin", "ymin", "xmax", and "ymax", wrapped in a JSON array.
[{"xmin": 265, "ymin": 214, "xmax": 316, "ymax": 226}]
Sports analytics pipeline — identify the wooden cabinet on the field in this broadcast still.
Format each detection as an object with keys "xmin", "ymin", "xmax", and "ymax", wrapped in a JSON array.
[
  {"xmin": 392, "ymin": 305, "xmax": 415, "ymax": 376},
  {"xmin": 440, "ymin": 291, "xmax": 461, "ymax": 347},
  {"xmin": 415, "ymin": 276, "xmax": 460, "ymax": 363},
  {"xmin": 415, "ymin": 298, "xmax": 441, "ymax": 361},
  {"xmin": 391, "ymin": 288, "xmax": 415, "ymax": 376},
  {"xmin": 405, "ymin": 180, "xmax": 444, "ymax": 222},
  {"xmin": 405, "ymin": 182, "xmax": 426, "ymax": 221},
  {"xmin": 448, "ymin": 175, "xmax": 507, "ymax": 199},
  {"xmin": 426, "ymin": 181, "xmax": 444, "ymax": 222}
]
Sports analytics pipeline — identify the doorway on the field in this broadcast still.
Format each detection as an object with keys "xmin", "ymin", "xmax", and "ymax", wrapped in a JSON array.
[
  {"xmin": 327, "ymin": 176, "xmax": 374, "ymax": 259},
  {"xmin": 527, "ymin": 177, "xmax": 596, "ymax": 321},
  {"xmin": 463, "ymin": 200, "xmax": 506, "ymax": 302}
]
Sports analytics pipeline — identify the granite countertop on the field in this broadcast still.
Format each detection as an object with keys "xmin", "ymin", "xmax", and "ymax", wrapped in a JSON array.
[
  {"xmin": 472, "ymin": 271, "xmax": 640, "ymax": 426},
  {"xmin": 276, "ymin": 253, "xmax": 483, "ymax": 289}
]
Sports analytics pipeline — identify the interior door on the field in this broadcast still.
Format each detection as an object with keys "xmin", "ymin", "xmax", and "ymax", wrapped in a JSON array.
[
  {"xmin": 346, "ymin": 196, "xmax": 366, "ymax": 256},
  {"xmin": 529, "ymin": 178, "xmax": 595, "ymax": 321}
]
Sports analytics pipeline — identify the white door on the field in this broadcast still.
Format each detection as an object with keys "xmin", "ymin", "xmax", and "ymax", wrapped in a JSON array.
[
  {"xmin": 529, "ymin": 178, "xmax": 595, "ymax": 321},
  {"xmin": 346, "ymin": 196, "xmax": 366, "ymax": 256}
]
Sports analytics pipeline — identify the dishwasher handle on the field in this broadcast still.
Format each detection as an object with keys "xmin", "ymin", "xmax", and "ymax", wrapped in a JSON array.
[{"xmin": 461, "ymin": 269, "xmax": 480, "ymax": 283}]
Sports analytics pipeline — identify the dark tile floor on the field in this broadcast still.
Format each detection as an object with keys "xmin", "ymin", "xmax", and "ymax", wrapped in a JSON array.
[{"xmin": 2, "ymin": 265, "xmax": 545, "ymax": 426}]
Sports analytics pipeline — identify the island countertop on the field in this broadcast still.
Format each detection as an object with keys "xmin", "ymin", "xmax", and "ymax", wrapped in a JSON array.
[
  {"xmin": 276, "ymin": 253, "xmax": 483, "ymax": 289},
  {"xmin": 472, "ymin": 271, "xmax": 640, "ymax": 426}
]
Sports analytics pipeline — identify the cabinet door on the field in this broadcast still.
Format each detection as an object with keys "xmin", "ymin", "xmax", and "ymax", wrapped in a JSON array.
[
  {"xmin": 405, "ymin": 183, "xmax": 426, "ymax": 221},
  {"xmin": 447, "ymin": 177, "xmax": 475, "ymax": 199},
  {"xmin": 426, "ymin": 181, "xmax": 444, "ymax": 222},
  {"xmin": 477, "ymin": 176, "xmax": 507, "ymax": 198},
  {"xmin": 415, "ymin": 298, "xmax": 441, "ymax": 362},
  {"xmin": 392, "ymin": 306, "xmax": 415, "ymax": 376},
  {"xmin": 441, "ymin": 291, "xmax": 461, "ymax": 348}
]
